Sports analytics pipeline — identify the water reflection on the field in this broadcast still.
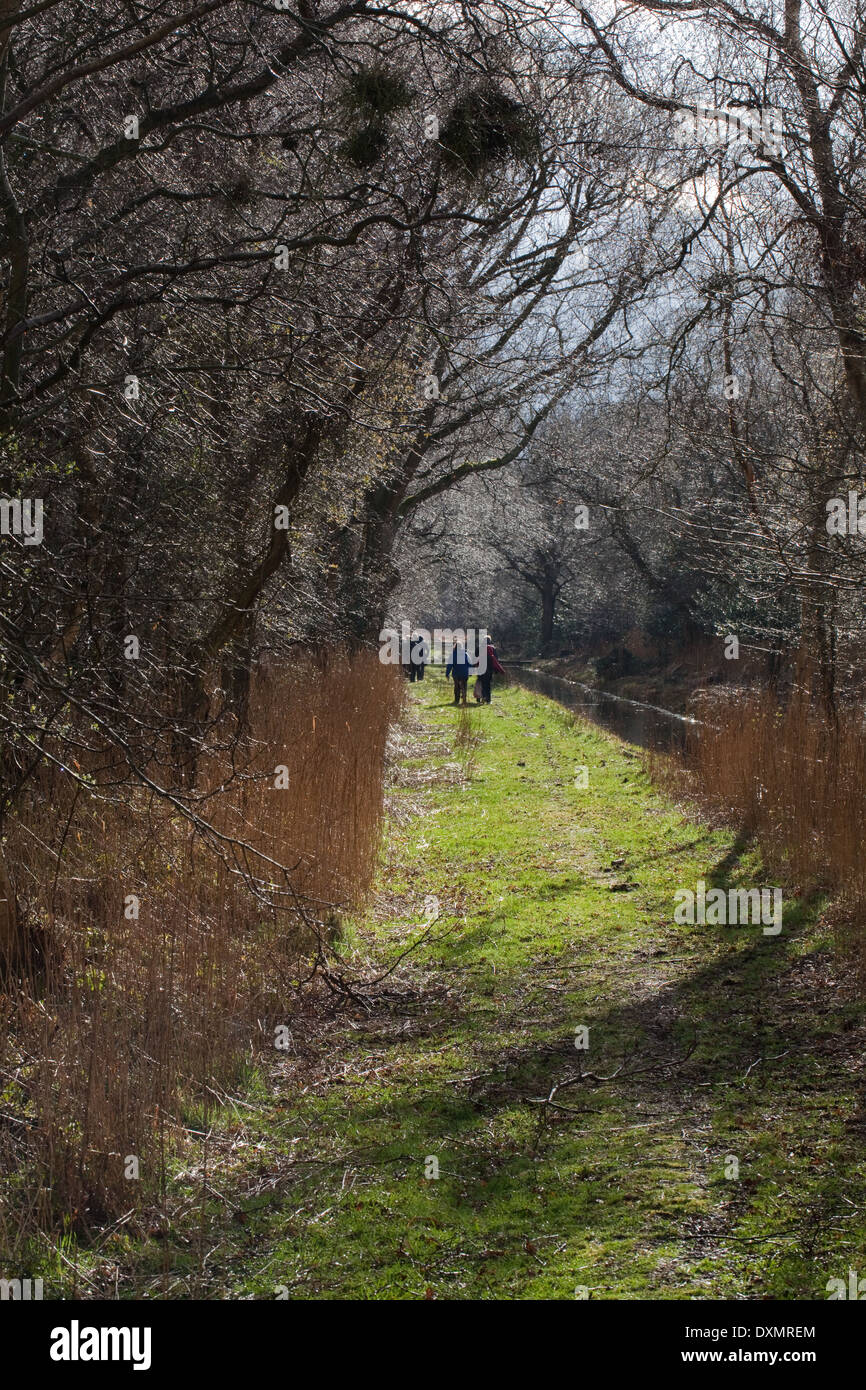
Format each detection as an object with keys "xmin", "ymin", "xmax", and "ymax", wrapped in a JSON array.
[{"xmin": 511, "ymin": 666, "xmax": 700, "ymax": 751}]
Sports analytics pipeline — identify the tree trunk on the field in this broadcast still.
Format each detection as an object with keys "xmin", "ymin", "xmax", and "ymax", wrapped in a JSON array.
[
  {"xmin": 0, "ymin": 847, "xmax": 17, "ymax": 973},
  {"xmin": 540, "ymin": 581, "xmax": 557, "ymax": 650},
  {"xmin": 796, "ymin": 491, "xmax": 838, "ymax": 727},
  {"xmin": 171, "ymin": 419, "xmax": 321, "ymax": 779}
]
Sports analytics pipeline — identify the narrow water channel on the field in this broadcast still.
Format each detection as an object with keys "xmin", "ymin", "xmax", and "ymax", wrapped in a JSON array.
[{"xmin": 510, "ymin": 666, "xmax": 701, "ymax": 752}]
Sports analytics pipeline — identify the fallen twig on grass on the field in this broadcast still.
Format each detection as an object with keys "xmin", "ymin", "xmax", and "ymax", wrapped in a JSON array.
[
  {"xmin": 317, "ymin": 910, "xmax": 462, "ymax": 1008},
  {"xmin": 529, "ymin": 1035, "xmax": 697, "ymax": 1153}
]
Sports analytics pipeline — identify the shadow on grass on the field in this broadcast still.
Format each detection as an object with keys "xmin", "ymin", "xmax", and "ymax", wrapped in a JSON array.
[{"xmin": 260, "ymin": 854, "xmax": 855, "ymax": 1296}]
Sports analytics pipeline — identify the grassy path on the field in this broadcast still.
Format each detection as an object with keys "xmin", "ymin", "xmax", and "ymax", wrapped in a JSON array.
[{"xmin": 109, "ymin": 672, "xmax": 866, "ymax": 1299}]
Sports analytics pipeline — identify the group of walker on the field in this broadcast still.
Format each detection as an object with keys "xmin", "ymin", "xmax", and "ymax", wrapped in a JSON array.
[{"xmin": 406, "ymin": 633, "xmax": 505, "ymax": 705}]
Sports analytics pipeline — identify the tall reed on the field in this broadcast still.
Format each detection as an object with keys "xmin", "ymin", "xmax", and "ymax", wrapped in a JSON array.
[
  {"xmin": 660, "ymin": 685, "xmax": 866, "ymax": 961},
  {"xmin": 0, "ymin": 648, "xmax": 401, "ymax": 1254}
]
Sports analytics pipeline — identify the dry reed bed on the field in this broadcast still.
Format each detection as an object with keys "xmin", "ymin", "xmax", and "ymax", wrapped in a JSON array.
[
  {"xmin": 0, "ymin": 649, "xmax": 401, "ymax": 1250},
  {"xmin": 661, "ymin": 687, "xmax": 866, "ymax": 951}
]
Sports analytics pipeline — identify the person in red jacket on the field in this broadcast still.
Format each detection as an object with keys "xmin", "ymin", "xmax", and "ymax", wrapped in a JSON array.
[{"xmin": 477, "ymin": 637, "xmax": 504, "ymax": 704}]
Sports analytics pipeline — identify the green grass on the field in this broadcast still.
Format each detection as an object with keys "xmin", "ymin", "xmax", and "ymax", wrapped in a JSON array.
[{"xmin": 49, "ymin": 671, "xmax": 866, "ymax": 1299}]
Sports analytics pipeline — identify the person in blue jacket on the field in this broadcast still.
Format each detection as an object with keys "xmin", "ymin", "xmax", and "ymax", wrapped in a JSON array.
[{"xmin": 445, "ymin": 638, "xmax": 472, "ymax": 706}]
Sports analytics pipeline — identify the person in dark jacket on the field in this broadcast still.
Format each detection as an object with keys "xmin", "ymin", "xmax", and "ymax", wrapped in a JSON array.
[
  {"xmin": 408, "ymin": 631, "xmax": 429, "ymax": 682},
  {"xmin": 445, "ymin": 639, "xmax": 472, "ymax": 705},
  {"xmin": 478, "ymin": 637, "xmax": 504, "ymax": 703}
]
